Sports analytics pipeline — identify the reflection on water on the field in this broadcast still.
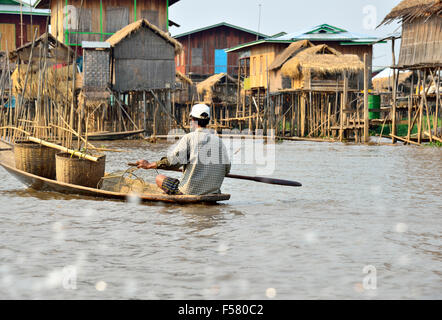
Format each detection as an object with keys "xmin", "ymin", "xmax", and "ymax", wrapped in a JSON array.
[{"xmin": 0, "ymin": 140, "xmax": 441, "ymax": 300}]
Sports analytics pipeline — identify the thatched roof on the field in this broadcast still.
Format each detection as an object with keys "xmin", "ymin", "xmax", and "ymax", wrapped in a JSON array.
[
  {"xmin": 380, "ymin": 0, "xmax": 442, "ymax": 25},
  {"xmin": 196, "ymin": 73, "xmax": 237, "ymax": 103},
  {"xmin": 197, "ymin": 73, "xmax": 236, "ymax": 93},
  {"xmin": 268, "ymin": 40, "xmax": 314, "ymax": 71},
  {"xmin": 372, "ymin": 68, "xmax": 413, "ymax": 90},
  {"xmin": 9, "ymin": 32, "xmax": 74, "ymax": 64},
  {"xmin": 176, "ymin": 71, "xmax": 193, "ymax": 85},
  {"xmin": 281, "ymin": 44, "xmax": 364, "ymax": 79},
  {"xmin": 106, "ymin": 19, "xmax": 183, "ymax": 54}
]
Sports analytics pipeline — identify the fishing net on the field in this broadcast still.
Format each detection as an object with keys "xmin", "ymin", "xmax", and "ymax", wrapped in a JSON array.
[{"xmin": 97, "ymin": 167, "xmax": 164, "ymax": 194}]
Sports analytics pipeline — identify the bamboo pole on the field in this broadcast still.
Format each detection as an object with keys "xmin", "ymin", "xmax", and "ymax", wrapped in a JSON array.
[
  {"xmin": 363, "ymin": 54, "xmax": 369, "ymax": 143},
  {"xmin": 301, "ymin": 94, "xmax": 306, "ymax": 137},
  {"xmin": 407, "ymin": 96, "xmax": 412, "ymax": 142},
  {"xmin": 418, "ymin": 70, "xmax": 428, "ymax": 144},
  {"xmin": 149, "ymin": 89, "xmax": 188, "ymax": 133},
  {"xmin": 339, "ymin": 74, "xmax": 348, "ymax": 142},
  {"xmin": 327, "ymin": 101, "xmax": 331, "ymax": 138},
  {"xmin": 422, "ymin": 72, "xmax": 433, "ymax": 143},
  {"xmin": 429, "ymin": 68, "xmax": 440, "ymax": 138},
  {"xmin": 29, "ymin": 137, "xmax": 99, "ymax": 161},
  {"xmin": 424, "ymin": 132, "xmax": 442, "ymax": 143},
  {"xmin": 391, "ymin": 38, "xmax": 397, "ymax": 144},
  {"xmin": 390, "ymin": 134, "xmax": 420, "ymax": 146},
  {"xmin": 3, "ymin": 126, "xmax": 100, "ymax": 161},
  {"xmin": 436, "ymin": 68, "xmax": 440, "ymax": 137}
]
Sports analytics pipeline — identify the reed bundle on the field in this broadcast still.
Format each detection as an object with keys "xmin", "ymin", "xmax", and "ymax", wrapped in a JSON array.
[{"xmin": 11, "ymin": 65, "xmax": 81, "ymax": 103}]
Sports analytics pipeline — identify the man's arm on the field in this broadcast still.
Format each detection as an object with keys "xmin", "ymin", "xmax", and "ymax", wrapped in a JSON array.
[
  {"xmin": 135, "ymin": 157, "xmax": 182, "ymax": 171},
  {"xmin": 136, "ymin": 135, "xmax": 189, "ymax": 171}
]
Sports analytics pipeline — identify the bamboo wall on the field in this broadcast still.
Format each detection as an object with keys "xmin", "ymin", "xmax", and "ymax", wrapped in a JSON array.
[
  {"xmin": 49, "ymin": 0, "xmax": 168, "ymax": 45},
  {"xmin": 249, "ymin": 43, "xmax": 287, "ymax": 89},
  {"xmin": 399, "ymin": 16, "xmax": 442, "ymax": 68},
  {"xmin": 112, "ymin": 27, "xmax": 175, "ymax": 92}
]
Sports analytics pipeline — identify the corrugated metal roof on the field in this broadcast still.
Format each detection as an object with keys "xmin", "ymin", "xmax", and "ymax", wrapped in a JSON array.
[
  {"xmin": 82, "ymin": 41, "xmax": 111, "ymax": 49},
  {"xmin": 273, "ymin": 24, "xmax": 379, "ymax": 43},
  {"xmin": 173, "ymin": 22, "xmax": 268, "ymax": 39},
  {"xmin": 0, "ymin": 3, "xmax": 49, "ymax": 15},
  {"xmin": 226, "ymin": 39, "xmax": 293, "ymax": 53},
  {"xmin": 227, "ymin": 23, "xmax": 381, "ymax": 53},
  {"xmin": 35, "ymin": 0, "xmax": 180, "ymax": 9}
]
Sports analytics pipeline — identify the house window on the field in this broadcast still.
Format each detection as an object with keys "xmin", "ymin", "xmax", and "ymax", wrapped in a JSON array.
[
  {"xmin": 260, "ymin": 56, "xmax": 263, "ymax": 75},
  {"xmin": 67, "ymin": 8, "xmax": 91, "ymax": 32},
  {"xmin": 252, "ymin": 57, "xmax": 257, "ymax": 76},
  {"xmin": 27, "ymin": 25, "xmax": 39, "ymax": 42},
  {"xmin": 66, "ymin": 7, "xmax": 92, "ymax": 43},
  {"xmin": 106, "ymin": 7, "xmax": 129, "ymax": 34},
  {"xmin": 192, "ymin": 48, "xmax": 203, "ymax": 66}
]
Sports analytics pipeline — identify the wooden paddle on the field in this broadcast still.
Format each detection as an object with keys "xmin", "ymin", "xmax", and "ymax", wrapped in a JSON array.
[{"xmin": 128, "ymin": 163, "xmax": 302, "ymax": 187}]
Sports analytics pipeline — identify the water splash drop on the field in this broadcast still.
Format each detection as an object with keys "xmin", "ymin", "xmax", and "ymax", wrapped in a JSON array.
[
  {"xmin": 394, "ymin": 223, "xmax": 408, "ymax": 233},
  {"xmin": 266, "ymin": 288, "xmax": 277, "ymax": 298},
  {"xmin": 95, "ymin": 281, "xmax": 107, "ymax": 291}
]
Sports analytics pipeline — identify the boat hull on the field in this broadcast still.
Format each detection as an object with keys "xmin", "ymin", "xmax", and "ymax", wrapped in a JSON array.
[{"xmin": 0, "ymin": 161, "xmax": 230, "ymax": 204}]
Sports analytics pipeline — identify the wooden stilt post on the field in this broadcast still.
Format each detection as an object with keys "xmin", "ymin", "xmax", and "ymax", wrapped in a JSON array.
[
  {"xmin": 418, "ymin": 71, "xmax": 424, "ymax": 144},
  {"xmin": 339, "ymin": 94, "xmax": 344, "ymax": 142},
  {"xmin": 143, "ymin": 91, "xmax": 147, "ymax": 136},
  {"xmin": 327, "ymin": 100, "xmax": 331, "ymax": 138},
  {"xmin": 301, "ymin": 93, "xmax": 306, "ymax": 137},
  {"xmin": 291, "ymin": 93, "xmax": 295, "ymax": 137},
  {"xmin": 363, "ymin": 53, "xmax": 370, "ymax": 143},
  {"xmin": 407, "ymin": 72, "xmax": 415, "ymax": 142},
  {"xmin": 422, "ymin": 70, "xmax": 432, "ymax": 142},
  {"xmin": 340, "ymin": 73, "xmax": 348, "ymax": 142},
  {"xmin": 248, "ymin": 93, "xmax": 252, "ymax": 134},
  {"xmin": 435, "ymin": 68, "xmax": 440, "ymax": 137},
  {"xmin": 391, "ymin": 38, "xmax": 397, "ymax": 144}
]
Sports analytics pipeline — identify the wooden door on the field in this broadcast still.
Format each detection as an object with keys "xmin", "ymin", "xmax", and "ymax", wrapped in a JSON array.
[
  {"xmin": 0, "ymin": 24, "xmax": 16, "ymax": 51},
  {"xmin": 214, "ymin": 49, "xmax": 227, "ymax": 74}
]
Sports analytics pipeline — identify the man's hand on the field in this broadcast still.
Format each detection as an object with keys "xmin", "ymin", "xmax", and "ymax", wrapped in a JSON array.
[{"xmin": 136, "ymin": 160, "xmax": 157, "ymax": 170}]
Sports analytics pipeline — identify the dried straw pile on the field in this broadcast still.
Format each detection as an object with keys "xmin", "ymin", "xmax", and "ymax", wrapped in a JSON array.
[
  {"xmin": 106, "ymin": 19, "xmax": 183, "ymax": 55},
  {"xmin": 281, "ymin": 45, "xmax": 364, "ymax": 79},
  {"xmin": 11, "ymin": 65, "xmax": 82, "ymax": 103},
  {"xmin": 176, "ymin": 71, "xmax": 193, "ymax": 86}
]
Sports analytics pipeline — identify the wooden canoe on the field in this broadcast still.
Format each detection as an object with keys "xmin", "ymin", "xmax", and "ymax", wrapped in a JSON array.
[{"xmin": 0, "ymin": 161, "xmax": 231, "ymax": 204}]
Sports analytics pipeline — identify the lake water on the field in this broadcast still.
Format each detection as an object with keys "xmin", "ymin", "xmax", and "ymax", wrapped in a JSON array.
[{"xmin": 0, "ymin": 139, "xmax": 441, "ymax": 299}]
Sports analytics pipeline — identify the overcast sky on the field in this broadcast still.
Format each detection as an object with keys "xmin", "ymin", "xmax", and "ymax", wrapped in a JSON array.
[{"xmin": 169, "ymin": 0, "xmax": 403, "ymax": 70}]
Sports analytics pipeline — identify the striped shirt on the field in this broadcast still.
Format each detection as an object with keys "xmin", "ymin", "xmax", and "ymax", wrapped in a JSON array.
[{"xmin": 157, "ymin": 128, "xmax": 231, "ymax": 195}]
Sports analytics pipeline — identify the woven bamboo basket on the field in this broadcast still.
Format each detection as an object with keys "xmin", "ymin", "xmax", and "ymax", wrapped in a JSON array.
[
  {"xmin": 55, "ymin": 153, "xmax": 106, "ymax": 188},
  {"xmin": 14, "ymin": 141, "xmax": 57, "ymax": 179}
]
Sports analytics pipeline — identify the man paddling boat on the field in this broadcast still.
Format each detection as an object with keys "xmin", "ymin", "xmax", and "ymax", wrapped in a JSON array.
[{"xmin": 136, "ymin": 104, "xmax": 231, "ymax": 196}]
